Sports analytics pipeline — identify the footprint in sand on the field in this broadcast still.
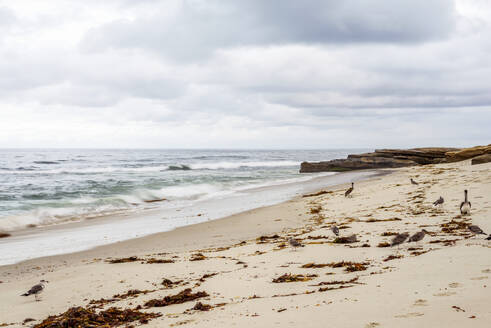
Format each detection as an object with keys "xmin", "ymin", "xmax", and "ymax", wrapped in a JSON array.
[
  {"xmin": 394, "ymin": 312, "xmax": 424, "ymax": 318},
  {"xmin": 470, "ymin": 276, "xmax": 488, "ymax": 280},
  {"xmin": 433, "ymin": 291, "xmax": 457, "ymax": 297},
  {"xmin": 448, "ymin": 282, "xmax": 461, "ymax": 288},
  {"xmin": 413, "ymin": 299, "xmax": 428, "ymax": 307}
]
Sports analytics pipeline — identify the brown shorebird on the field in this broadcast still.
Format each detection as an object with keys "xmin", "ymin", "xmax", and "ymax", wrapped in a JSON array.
[
  {"xmin": 460, "ymin": 190, "xmax": 471, "ymax": 215},
  {"xmin": 468, "ymin": 225, "xmax": 485, "ymax": 235},
  {"xmin": 391, "ymin": 232, "xmax": 409, "ymax": 247},
  {"xmin": 433, "ymin": 196, "xmax": 444, "ymax": 207},
  {"xmin": 345, "ymin": 182, "xmax": 354, "ymax": 198},
  {"xmin": 410, "ymin": 178, "xmax": 419, "ymax": 185},
  {"xmin": 21, "ymin": 280, "xmax": 48, "ymax": 301},
  {"xmin": 408, "ymin": 229, "xmax": 428, "ymax": 243},
  {"xmin": 344, "ymin": 234, "xmax": 358, "ymax": 243},
  {"xmin": 288, "ymin": 237, "xmax": 303, "ymax": 250},
  {"xmin": 331, "ymin": 225, "xmax": 340, "ymax": 236}
]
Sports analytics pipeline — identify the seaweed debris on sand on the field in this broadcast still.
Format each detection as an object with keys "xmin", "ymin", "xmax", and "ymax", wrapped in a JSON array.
[
  {"xmin": 144, "ymin": 289, "xmax": 209, "ymax": 307},
  {"xmin": 272, "ymin": 274, "xmax": 318, "ymax": 283},
  {"xmin": 33, "ymin": 306, "xmax": 161, "ymax": 328}
]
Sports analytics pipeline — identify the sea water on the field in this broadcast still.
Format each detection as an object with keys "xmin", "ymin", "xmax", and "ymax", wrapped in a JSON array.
[{"xmin": 0, "ymin": 149, "xmax": 373, "ymax": 264}]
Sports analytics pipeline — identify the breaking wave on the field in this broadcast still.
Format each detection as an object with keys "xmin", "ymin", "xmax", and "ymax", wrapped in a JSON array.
[{"xmin": 0, "ymin": 161, "xmax": 299, "ymax": 175}]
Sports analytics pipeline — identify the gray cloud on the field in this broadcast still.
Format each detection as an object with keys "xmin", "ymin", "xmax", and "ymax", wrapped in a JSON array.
[
  {"xmin": 80, "ymin": 0, "xmax": 456, "ymax": 60},
  {"xmin": 0, "ymin": 0, "xmax": 490, "ymax": 148}
]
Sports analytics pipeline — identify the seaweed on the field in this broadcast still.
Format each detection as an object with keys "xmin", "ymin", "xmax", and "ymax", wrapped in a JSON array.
[
  {"xmin": 185, "ymin": 302, "xmax": 227, "ymax": 313},
  {"xmin": 333, "ymin": 235, "xmax": 358, "ymax": 244},
  {"xmin": 161, "ymin": 278, "xmax": 184, "ymax": 288},
  {"xmin": 272, "ymin": 274, "xmax": 318, "ymax": 283},
  {"xmin": 88, "ymin": 289, "xmax": 155, "ymax": 309},
  {"xmin": 106, "ymin": 256, "xmax": 142, "ymax": 264},
  {"xmin": 0, "ymin": 233, "xmax": 11, "ymax": 238},
  {"xmin": 145, "ymin": 258, "xmax": 174, "ymax": 264},
  {"xmin": 381, "ymin": 232, "xmax": 399, "ymax": 236},
  {"xmin": 113, "ymin": 289, "xmax": 153, "ymax": 299},
  {"xmin": 318, "ymin": 285, "xmax": 353, "ymax": 292},
  {"xmin": 275, "ymin": 242, "xmax": 287, "ymax": 250},
  {"xmin": 326, "ymin": 261, "xmax": 369, "ymax": 272},
  {"xmin": 452, "ymin": 305, "xmax": 465, "ymax": 312},
  {"xmin": 307, "ymin": 235, "xmax": 330, "ymax": 240},
  {"xmin": 311, "ymin": 276, "xmax": 359, "ymax": 286},
  {"xmin": 365, "ymin": 218, "xmax": 402, "ymax": 223},
  {"xmin": 302, "ymin": 190, "xmax": 332, "ymax": 198},
  {"xmin": 410, "ymin": 250, "xmax": 429, "ymax": 256},
  {"xmin": 144, "ymin": 288, "xmax": 209, "ymax": 307},
  {"xmin": 300, "ymin": 263, "xmax": 330, "ymax": 268},
  {"xmin": 33, "ymin": 306, "xmax": 161, "ymax": 328},
  {"xmin": 256, "ymin": 234, "xmax": 280, "ymax": 242},
  {"xmin": 310, "ymin": 206, "xmax": 322, "ymax": 214},
  {"xmin": 272, "ymin": 290, "xmax": 316, "ymax": 297},
  {"xmin": 383, "ymin": 255, "xmax": 403, "ymax": 262},
  {"xmin": 441, "ymin": 220, "xmax": 470, "ymax": 233},
  {"xmin": 429, "ymin": 238, "xmax": 460, "ymax": 246},
  {"xmin": 191, "ymin": 302, "xmax": 212, "ymax": 311},
  {"xmin": 377, "ymin": 242, "xmax": 391, "ymax": 248},
  {"xmin": 190, "ymin": 253, "xmax": 207, "ymax": 261},
  {"xmin": 198, "ymin": 272, "xmax": 218, "ymax": 282}
]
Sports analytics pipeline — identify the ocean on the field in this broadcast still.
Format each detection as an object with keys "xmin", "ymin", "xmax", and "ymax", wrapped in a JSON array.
[{"xmin": 0, "ymin": 149, "xmax": 373, "ymax": 264}]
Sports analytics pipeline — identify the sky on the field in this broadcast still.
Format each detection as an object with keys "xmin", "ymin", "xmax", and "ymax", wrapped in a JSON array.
[{"xmin": 0, "ymin": 0, "xmax": 490, "ymax": 149}]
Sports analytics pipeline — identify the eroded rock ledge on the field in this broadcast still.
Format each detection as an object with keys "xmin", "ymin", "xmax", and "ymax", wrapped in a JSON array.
[{"xmin": 300, "ymin": 145, "xmax": 491, "ymax": 173}]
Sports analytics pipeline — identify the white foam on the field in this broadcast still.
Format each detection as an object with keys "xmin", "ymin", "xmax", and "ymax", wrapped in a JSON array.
[
  {"xmin": 0, "ymin": 203, "xmax": 131, "ymax": 231},
  {"xmin": 189, "ymin": 161, "xmax": 299, "ymax": 170},
  {"xmin": 0, "ymin": 161, "xmax": 299, "ymax": 175}
]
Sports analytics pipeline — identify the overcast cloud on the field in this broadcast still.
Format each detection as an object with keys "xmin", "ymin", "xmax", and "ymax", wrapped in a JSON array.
[{"xmin": 0, "ymin": 0, "xmax": 490, "ymax": 148}]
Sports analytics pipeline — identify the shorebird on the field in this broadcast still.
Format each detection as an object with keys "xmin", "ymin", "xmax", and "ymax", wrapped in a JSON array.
[
  {"xmin": 345, "ymin": 234, "xmax": 358, "ymax": 243},
  {"xmin": 433, "ymin": 196, "xmax": 444, "ymax": 207},
  {"xmin": 468, "ymin": 225, "xmax": 485, "ymax": 235},
  {"xmin": 391, "ymin": 232, "xmax": 409, "ymax": 247},
  {"xmin": 408, "ymin": 229, "xmax": 427, "ymax": 242},
  {"xmin": 331, "ymin": 225, "xmax": 340, "ymax": 236},
  {"xmin": 408, "ymin": 229, "xmax": 428, "ymax": 243},
  {"xmin": 460, "ymin": 190, "xmax": 471, "ymax": 215},
  {"xmin": 288, "ymin": 237, "xmax": 303, "ymax": 251},
  {"xmin": 345, "ymin": 182, "xmax": 354, "ymax": 198},
  {"xmin": 410, "ymin": 178, "xmax": 419, "ymax": 185},
  {"xmin": 21, "ymin": 280, "xmax": 48, "ymax": 301}
]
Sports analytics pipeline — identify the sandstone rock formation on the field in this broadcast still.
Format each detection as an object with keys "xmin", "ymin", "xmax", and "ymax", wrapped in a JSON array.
[
  {"xmin": 445, "ymin": 145, "xmax": 491, "ymax": 163},
  {"xmin": 471, "ymin": 153, "xmax": 491, "ymax": 165},
  {"xmin": 299, "ymin": 147, "xmax": 480, "ymax": 173}
]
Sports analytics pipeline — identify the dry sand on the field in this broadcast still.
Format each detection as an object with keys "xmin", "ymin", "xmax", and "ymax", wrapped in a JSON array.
[{"xmin": 0, "ymin": 160, "xmax": 490, "ymax": 327}]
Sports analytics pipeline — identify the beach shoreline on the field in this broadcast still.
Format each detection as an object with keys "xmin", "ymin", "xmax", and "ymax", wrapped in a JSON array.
[
  {"xmin": 0, "ymin": 169, "xmax": 385, "ymax": 266},
  {"xmin": 1, "ymin": 161, "xmax": 490, "ymax": 327}
]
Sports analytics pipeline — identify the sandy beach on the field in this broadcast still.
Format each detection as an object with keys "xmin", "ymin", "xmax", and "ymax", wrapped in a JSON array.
[{"xmin": 1, "ymin": 160, "xmax": 490, "ymax": 327}]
